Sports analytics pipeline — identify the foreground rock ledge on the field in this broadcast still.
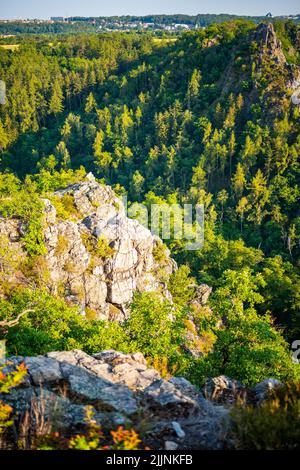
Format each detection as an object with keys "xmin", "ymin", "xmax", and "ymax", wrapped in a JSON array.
[
  {"xmin": 1, "ymin": 349, "xmax": 233, "ymax": 450},
  {"xmin": 2, "ymin": 350, "xmax": 281, "ymax": 449}
]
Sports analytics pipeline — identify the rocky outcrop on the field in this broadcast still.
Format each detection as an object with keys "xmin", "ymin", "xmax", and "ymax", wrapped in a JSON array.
[
  {"xmin": 0, "ymin": 173, "xmax": 176, "ymax": 321},
  {"xmin": 217, "ymin": 23, "xmax": 300, "ymax": 121},
  {"xmin": 203, "ymin": 375, "xmax": 284, "ymax": 405},
  {"xmin": 252, "ymin": 378, "xmax": 283, "ymax": 402},
  {"xmin": 255, "ymin": 22, "xmax": 287, "ymax": 64},
  {"xmin": 181, "ymin": 284, "xmax": 215, "ymax": 358},
  {"xmin": 2, "ymin": 351, "xmax": 286, "ymax": 449},
  {"xmin": 203, "ymin": 375, "xmax": 246, "ymax": 404},
  {"xmin": 254, "ymin": 23, "xmax": 300, "ymax": 115},
  {"xmin": 1, "ymin": 350, "xmax": 233, "ymax": 450}
]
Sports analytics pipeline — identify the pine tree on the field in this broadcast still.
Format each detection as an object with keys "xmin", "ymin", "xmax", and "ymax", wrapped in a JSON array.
[
  {"xmin": 228, "ymin": 131, "xmax": 236, "ymax": 176},
  {"xmin": 241, "ymin": 135, "xmax": 257, "ymax": 171},
  {"xmin": 0, "ymin": 119, "xmax": 9, "ymax": 151},
  {"xmin": 232, "ymin": 163, "xmax": 246, "ymax": 198},
  {"xmin": 93, "ymin": 130, "xmax": 105, "ymax": 158},
  {"xmin": 55, "ymin": 141, "xmax": 70, "ymax": 168},
  {"xmin": 214, "ymin": 102, "xmax": 223, "ymax": 127},
  {"xmin": 191, "ymin": 163, "xmax": 207, "ymax": 189},
  {"xmin": 187, "ymin": 69, "xmax": 201, "ymax": 108},
  {"xmin": 135, "ymin": 106, "xmax": 142, "ymax": 126},
  {"xmin": 93, "ymin": 130, "xmax": 112, "ymax": 176},
  {"xmin": 217, "ymin": 189, "xmax": 228, "ymax": 225},
  {"xmin": 236, "ymin": 93, "xmax": 244, "ymax": 110},
  {"xmin": 61, "ymin": 120, "xmax": 72, "ymax": 142},
  {"xmin": 130, "ymin": 170, "xmax": 145, "ymax": 200},
  {"xmin": 49, "ymin": 80, "xmax": 63, "ymax": 115},
  {"xmin": 236, "ymin": 197, "xmax": 249, "ymax": 233},
  {"xmin": 247, "ymin": 169, "xmax": 270, "ymax": 225},
  {"xmin": 85, "ymin": 92, "xmax": 97, "ymax": 114},
  {"xmin": 224, "ymin": 104, "xmax": 236, "ymax": 130}
]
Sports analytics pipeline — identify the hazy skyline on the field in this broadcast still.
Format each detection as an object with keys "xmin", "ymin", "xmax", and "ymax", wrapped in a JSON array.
[{"xmin": 1, "ymin": 0, "xmax": 299, "ymax": 20}]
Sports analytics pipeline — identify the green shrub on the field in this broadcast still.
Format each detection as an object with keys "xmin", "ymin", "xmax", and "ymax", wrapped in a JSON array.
[
  {"xmin": 0, "ymin": 288, "xmax": 192, "ymax": 376},
  {"xmin": 81, "ymin": 233, "xmax": 115, "ymax": 259},
  {"xmin": 85, "ymin": 307, "xmax": 97, "ymax": 320},
  {"xmin": 32, "ymin": 168, "xmax": 87, "ymax": 194},
  {"xmin": 0, "ymin": 287, "xmax": 127, "ymax": 356},
  {"xmin": 20, "ymin": 256, "xmax": 50, "ymax": 288},
  {"xmin": 188, "ymin": 269, "xmax": 300, "ymax": 386},
  {"xmin": 125, "ymin": 292, "xmax": 190, "ymax": 375},
  {"xmin": 95, "ymin": 236, "xmax": 115, "ymax": 258},
  {"xmin": 152, "ymin": 240, "xmax": 168, "ymax": 265},
  {"xmin": 168, "ymin": 265, "xmax": 196, "ymax": 306},
  {"xmin": 0, "ymin": 235, "xmax": 23, "ymax": 277},
  {"xmin": 49, "ymin": 194, "xmax": 79, "ymax": 221},
  {"xmin": 0, "ymin": 181, "xmax": 46, "ymax": 257}
]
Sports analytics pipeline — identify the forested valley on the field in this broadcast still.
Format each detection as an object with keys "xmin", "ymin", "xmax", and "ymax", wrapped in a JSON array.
[{"xmin": 0, "ymin": 19, "xmax": 300, "ymax": 450}]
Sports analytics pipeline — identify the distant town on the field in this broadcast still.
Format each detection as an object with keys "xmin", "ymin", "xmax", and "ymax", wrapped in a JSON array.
[
  {"xmin": 0, "ymin": 13, "xmax": 299, "ymax": 34},
  {"xmin": 0, "ymin": 16, "xmax": 204, "ymax": 32}
]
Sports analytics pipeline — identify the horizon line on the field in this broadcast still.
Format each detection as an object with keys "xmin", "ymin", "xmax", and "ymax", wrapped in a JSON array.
[{"xmin": 1, "ymin": 11, "xmax": 300, "ymax": 21}]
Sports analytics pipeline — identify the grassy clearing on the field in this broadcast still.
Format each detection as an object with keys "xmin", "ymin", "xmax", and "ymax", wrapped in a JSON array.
[
  {"xmin": 152, "ymin": 37, "xmax": 177, "ymax": 46},
  {"xmin": 0, "ymin": 44, "xmax": 20, "ymax": 50}
]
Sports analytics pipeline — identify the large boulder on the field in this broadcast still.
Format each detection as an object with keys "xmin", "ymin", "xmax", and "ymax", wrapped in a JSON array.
[
  {"xmin": 203, "ymin": 375, "xmax": 246, "ymax": 404},
  {"xmin": 252, "ymin": 378, "xmax": 283, "ymax": 402},
  {"xmin": 0, "ymin": 173, "xmax": 176, "ymax": 321},
  {"xmin": 47, "ymin": 349, "xmax": 160, "ymax": 391},
  {"xmin": 1, "ymin": 349, "xmax": 234, "ymax": 450},
  {"xmin": 143, "ymin": 379, "xmax": 200, "ymax": 417}
]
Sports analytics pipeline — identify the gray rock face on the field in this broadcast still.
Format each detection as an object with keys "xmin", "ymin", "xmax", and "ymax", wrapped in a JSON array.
[
  {"xmin": 59, "ymin": 361, "xmax": 138, "ymax": 415},
  {"xmin": 194, "ymin": 284, "xmax": 212, "ymax": 305},
  {"xmin": 172, "ymin": 421, "xmax": 186, "ymax": 439},
  {"xmin": 203, "ymin": 375, "xmax": 245, "ymax": 404},
  {"xmin": 165, "ymin": 441, "xmax": 178, "ymax": 450},
  {"xmin": 252, "ymin": 378, "xmax": 283, "ymax": 402},
  {"xmin": 1, "ymin": 349, "xmax": 233, "ymax": 450},
  {"xmin": 0, "ymin": 174, "xmax": 175, "ymax": 321},
  {"xmin": 24, "ymin": 356, "xmax": 63, "ymax": 385},
  {"xmin": 169, "ymin": 376, "xmax": 200, "ymax": 400},
  {"xmin": 47, "ymin": 349, "xmax": 160, "ymax": 391},
  {"xmin": 254, "ymin": 23, "xmax": 300, "ymax": 116},
  {"xmin": 255, "ymin": 22, "xmax": 287, "ymax": 64},
  {"xmin": 144, "ymin": 379, "xmax": 199, "ymax": 414}
]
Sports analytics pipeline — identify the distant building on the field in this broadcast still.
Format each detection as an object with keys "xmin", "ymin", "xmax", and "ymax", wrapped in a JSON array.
[
  {"xmin": 175, "ymin": 24, "xmax": 190, "ymax": 29},
  {"xmin": 50, "ymin": 17, "xmax": 64, "ymax": 22}
]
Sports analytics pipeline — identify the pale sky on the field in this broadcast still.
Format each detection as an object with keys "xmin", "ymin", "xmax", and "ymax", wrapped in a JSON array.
[{"xmin": 0, "ymin": 0, "xmax": 299, "ymax": 20}]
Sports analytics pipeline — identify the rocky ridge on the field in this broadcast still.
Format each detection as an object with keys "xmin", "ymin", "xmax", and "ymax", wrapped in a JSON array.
[
  {"xmin": 255, "ymin": 23, "xmax": 300, "ymax": 94},
  {"xmin": 218, "ymin": 22, "xmax": 300, "ymax": 119},
  {"xmin": 254, "ymin": 23, "xmax": 300, "ymax": 117}
]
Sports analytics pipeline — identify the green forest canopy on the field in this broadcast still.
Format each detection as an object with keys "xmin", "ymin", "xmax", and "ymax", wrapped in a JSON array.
[{"xmin": 0, "ymin": 19, "xmax": 300, "ymax": 386}]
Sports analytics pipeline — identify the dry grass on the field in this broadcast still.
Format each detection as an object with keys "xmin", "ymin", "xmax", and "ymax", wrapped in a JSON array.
[
  {"xmin": 152, "ymin": 38, "xmax": 177, "ymax": 46},
  {"xmin": 55, "ymin": 234, "xmax": 69, "ymax": 256},
  {"xmin": 231, "ymin": 382, "xmax": 300, "ymax": 449},
  {"xmin": 151, "ymin": 356, "xmax": 178, "ymax": 380},
  {"xmin": 17, "ymin": 388, "xmax": 61, "ymax": 450}
]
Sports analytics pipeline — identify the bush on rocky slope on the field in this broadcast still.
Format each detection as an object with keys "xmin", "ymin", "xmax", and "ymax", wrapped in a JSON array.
[{"xmin": 231, "ymin": 381, "xmax": 300, "ymax": 449}]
